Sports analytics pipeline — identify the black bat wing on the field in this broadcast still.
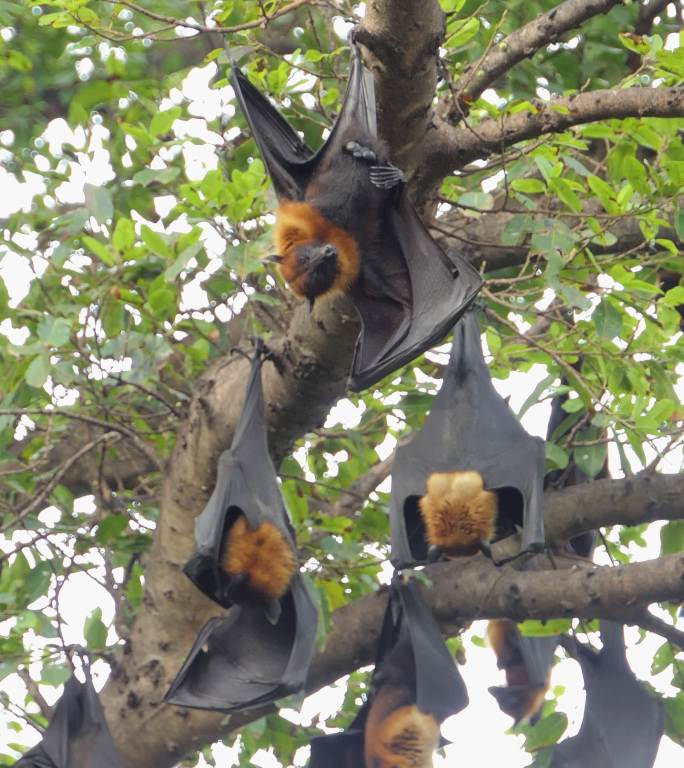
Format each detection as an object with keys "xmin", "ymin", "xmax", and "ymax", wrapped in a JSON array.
[
  {"xmin": 309, "ymin": 579, "xmax": 467, "ymax": 765},
  {"xmin": 183, "ymin": 349, "xmax": 295, "ymax": 611},
  {"xmin": 164, "ymin": 574, "xmax": 317, "ymax": 712},
  {"xmin": 390, "ymin": 309, "xmax": 545, "ymax": 567},
  {"xmin": 399, "ymin": 580, "xmax": 469, "ymax": 722},
  {"xmin": 308, "ymin": 728, "xmax": 366, "ymax": 768},
  {"xmin": 17, "ymin": 670, "xmax": 124, "ymax": 768},
  {"xmin": 230, "ymin": 43, "xmax": 375, "ymax": 203},
  {"xmin": 348, "ymin": 197, "xmax": 483, "ymax": 391},
  {"xmin": 552, "ymin": 622, "xmax": 664, "ymax": 768}
]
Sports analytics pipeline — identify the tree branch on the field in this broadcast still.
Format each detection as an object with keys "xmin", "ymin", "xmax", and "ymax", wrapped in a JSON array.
[
  {"xmin": 326, "ymin": 454, "xmax": 394, "ymax": 518},
  {"xmin": 356, "ymin": 0, "xmax": 445, "ymax": 174},
  {"xmin": 1, "ymin": 432, "xmax": 121, "ymax": 534},
  {"xmin": 418, "ymin": 85, "xmax": 684, "ymax": 196},
  {"xmin": 544, "ymin": 471, "xmax": 684, "ymax": 546},
  {"xmin": 453, "ymin": 0, "xmax": 624, "ymax": 108}
]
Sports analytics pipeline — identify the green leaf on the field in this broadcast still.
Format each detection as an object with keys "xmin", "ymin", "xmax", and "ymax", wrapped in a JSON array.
[
  {"xmin": 573, "ymin": 443, "xmax": 607, "ymax": 479},
  {"xmin": 511, "ymin": 178, "xmax": 546, "ymax": 194},
  {"xmin": 665, "ymin": 696, "xmax": 684, "ymax": 745},
  {"xmin": 447, "ymin": 16, "xmax": 480, "ymax": 48},
  {"xmin": 84, "ymin": 183, "xmax": 113, "ymax": 224},
  {"xmin": 141, "ymin": 226, "xmax": 173, "ymax": 259},
  {"xmin": 675, "ymin": 207, "xmax": 684, "ymax": 242},
  {"xmin": 525, "ymin": 712, "xmax": 568, "ymax": 751},
  {"xmin": 149, "ymin": 106, "xmax": 181, "ymax": 137},
  {"xmin": 96, "ymin": 515, "xmax": 129, "ymax": 544},
  {"xmin": 113, "ymin": 219, "xmax": 136, "ymax": 252},
  {"xmin": 549, "ymin": 178, "xmax": 582, "ymax": 213},
  {"xmin": 82, "ymin": 235, "xmax": 116, "ymax": 266},
  {"xmin": 663, "ymin": 286, "xmax": 684, "ymax": 306},
  {"xmin": 587, "ymin": 174, "xmax": 617, "ymax": 214},
  {"xmin": 147, "ymin": 287, "xmax": 177, "ymax": 319},
  {"xmin": 660, "ymin": 521, "xmax": 684, "ymax": 556},
  {"xmin": 37, "ymin": 317, "xmax": 71, "ymax": 347},
  {"xmin": 25, "ymin": 353, "xmax": 50, "ymax": 388},
  {"xmin": 41, "ymin": 664, "xmax": 72, "ymax": 687},
  {"xmin": 84, "ymin": 608, "xmax": 107, "ymax": 650},
  {"xmin": 100, "ymin": 294, "xmax": 125, "ymax": 337},
  {"xmin": 519, "ymin": 619, "xmax": 571, "ymax": 637},
  {"xmin": 545, "ymin": 442, "xmax": 569, "ymax": 470},
  {"xmin": 592, "ymin": 299, "xmax": 623, "ymax": 339},
  {"xmin": 132, "ymin": 167, "xmax": 181, "ymax": 187}
]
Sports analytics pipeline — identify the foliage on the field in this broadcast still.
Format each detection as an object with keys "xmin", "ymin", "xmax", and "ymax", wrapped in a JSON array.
[{"xmin": 0, "ymin": 0, "xmax": 683, "ymax": 766}]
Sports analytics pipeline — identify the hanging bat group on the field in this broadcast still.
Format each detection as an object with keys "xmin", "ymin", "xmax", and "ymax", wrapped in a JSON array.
[{"xmin": 16, "ymin": 34, "xmax": 666, "ymax": 768}]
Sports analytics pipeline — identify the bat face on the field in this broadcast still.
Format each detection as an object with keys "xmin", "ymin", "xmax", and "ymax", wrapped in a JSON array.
[
  {"xmin": 278, "ymin": 241, "xmax": 339, "ymax": 300},
  {"xmin": 274, "ymin": 200, "xmax": 361, "ymax": 302}
]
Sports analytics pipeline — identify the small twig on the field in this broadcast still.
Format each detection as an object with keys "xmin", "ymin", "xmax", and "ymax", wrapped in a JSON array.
[
  {"xmin": 17, "ymin": 669, "xmax": 53, "ymax": 720},
  {"xmin": 102, "ymin": 0, "xmax": 317, "ymax": 34},
  {"xmin": 635, "ymin": 609, "xmax": 684, "ymax": 651},
  {"xmin": 1, "ymin": 433, "xmax": 121, "ymax": 534}
]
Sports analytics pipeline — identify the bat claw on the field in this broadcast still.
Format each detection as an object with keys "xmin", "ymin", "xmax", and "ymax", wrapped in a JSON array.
[
  {"xmin": 264, "ymin": 598, "xmax": 282, "ymax": 625},
  {"xmin": 427, "ymin": 544, "xmax": 443, "ymax": 563},
  {"xmin": 369, "ymin": 164, "xmax": 405, "ymax": 189},
  {"xmin": 344, "ymin": 141, "xmax": 378, "ymax": 163},
  {"xmin": 478, "ymin": 539, "xmax": 493, "ymax": 560}
]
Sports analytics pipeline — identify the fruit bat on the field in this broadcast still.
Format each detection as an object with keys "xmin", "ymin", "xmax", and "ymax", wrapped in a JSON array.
[
  {"xmin": 390, "ymin": 309, "xmax": 546, "ymax": 568},
  {"xmin": 487, "ymin": 619, "xmax": 557, "ymax": 725},
  {"xmin": 309, "ymin": 579, "xmax": 468, "ymax": 768},
  {"xmin": 551, "ymin": 621, "xmax": 664, "ymax": 768},
  {"xmin": 182, "ymin": 342, "xmax": 297, "ymax": 623},
  {"xmin": 230, "ymin": 39, "xmax": 483, "ymax": 391},
  {"xmin": 164, "ymin": 573, "xmax": 317, "ymax": 712},
  {"xmin": 15, "ymin": 665, "xmax": 124, "ymax": 768}
]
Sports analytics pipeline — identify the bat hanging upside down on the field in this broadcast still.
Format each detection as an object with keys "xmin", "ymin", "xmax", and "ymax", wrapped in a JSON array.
[
  {"xmin": 487, "ymin": 619, "xmax": 549, "ymax": 724},
  {"xmin": 220, "ymin": 514, "xmax": 297, "ymax": 605},
  {"xmin": 364, "ymin": 644, "xmax": 441, "ymax": 768},
  {"xmin": 268, "ymin": 139, "xmax": 405, "ymax": 309},
  {"xmin": 418, "ymin": 470, "xmax": 498, "ymax": 559}
]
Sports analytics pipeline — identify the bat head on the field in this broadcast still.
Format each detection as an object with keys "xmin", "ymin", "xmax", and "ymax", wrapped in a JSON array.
[{"xmin": 280, "ymin": 241, "xmax": 339, "ymax": 301}]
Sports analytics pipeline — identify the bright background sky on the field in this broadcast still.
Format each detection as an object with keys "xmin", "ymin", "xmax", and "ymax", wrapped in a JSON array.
[{"xmin": 1, "ymin": 4, "xmax": 683, "ymax": 766}]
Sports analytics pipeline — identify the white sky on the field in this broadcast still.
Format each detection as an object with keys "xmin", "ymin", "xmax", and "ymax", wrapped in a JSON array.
[{"xmin": 1, "ymin": 10, "xmax": 683, "ymax": 767}]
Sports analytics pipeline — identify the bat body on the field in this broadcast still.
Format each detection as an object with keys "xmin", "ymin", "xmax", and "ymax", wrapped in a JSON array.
[
  {"xmin": 165, "ymin": 574, "xmax": 317, "ymax": 713},
  {"xmin": 220, "ymin": 513, "xmax": 296, "ymax": 603},
  {"xmin": 364, "ymin": 643, "xmax": 440, "ymax": 768},
  {"xmin": 231, "ymin": 42, "xmax": 482, "ymax": 390},
  {"xmin": 551, "ymin": 622, "xmax": 664, "ymax": 767},
  {"xmin": 183, "ymin": 345, "xmax": 298, "ymax": 621},
  {"xmin": 16, "ymin": 667, "xmax": 124, "ymax": 768},
  {"xmin": 390, "ymin": 310, "xmax": 546, "ymax": 568},
  {"xmin": 418, "ymin": 470, "xmax": 498, "ymax": 556},
  {"xmin": 487, "ymin": 619, "xmax": 549, "ymax": 724},
  {"xmin": 172, "ymin": 343, "xmax": 318, "ymax": 713},
  {"xmin": 308, "ymin": 581, "xmax": 468, "ymax": 768}
]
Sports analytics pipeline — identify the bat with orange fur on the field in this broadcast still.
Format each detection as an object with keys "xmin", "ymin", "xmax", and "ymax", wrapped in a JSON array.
[
  {"xmin": 487, "ymin": 619, "xmax": 556, "ymax": 725},
  {"xmin": 390, "ymin": 310, "xmax": 546, "ymax": 569},
  {"xmin": 183, "ymin": 342, "xmax": 298, "ymax": 623},
  {"xmin": 232, "ymin": 38, "xmax": 481, "ymax": 390},
  {"xmin": 308, "ymin": 580, "xmax": 468, "ymax": 768}
]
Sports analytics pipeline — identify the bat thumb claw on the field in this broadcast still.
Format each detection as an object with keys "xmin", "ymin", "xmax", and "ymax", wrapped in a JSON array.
[
  {"xmin": 264, "ymin": 598, "xmax": 282, "ymax": 625},
  {"xmin": 427, "ymin": 545, "xmax": 443, "ymax": 563}
]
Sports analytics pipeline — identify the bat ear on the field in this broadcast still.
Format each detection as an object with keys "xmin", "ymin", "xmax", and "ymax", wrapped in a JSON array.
[{"xmin": 263, "ymin": 254, "xmax": 283, "ymax": 264}]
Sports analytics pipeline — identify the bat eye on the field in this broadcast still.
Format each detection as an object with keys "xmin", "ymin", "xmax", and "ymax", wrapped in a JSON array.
[{"xmin": 323, "ymin": 245, "xmax": 337, "ymax": 259}]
